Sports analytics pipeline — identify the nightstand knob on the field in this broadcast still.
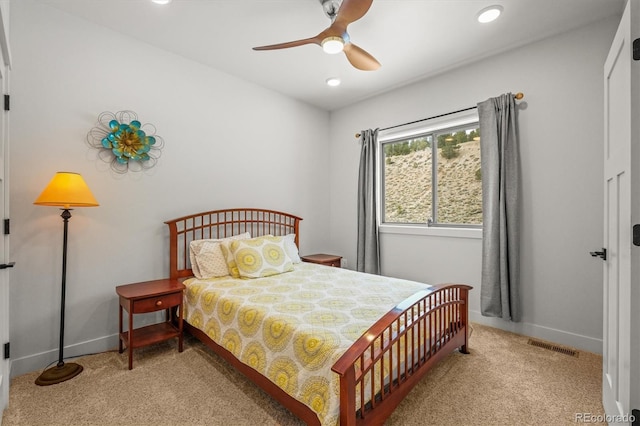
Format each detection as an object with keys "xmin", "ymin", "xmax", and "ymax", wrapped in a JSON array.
[{"xmin": 155, "ymin": 300, "xmax": 163, "ymax": 307}]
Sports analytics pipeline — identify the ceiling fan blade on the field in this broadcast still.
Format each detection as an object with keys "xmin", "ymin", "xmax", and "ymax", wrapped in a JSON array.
[
  {"xmin": 334, "ymin": 0, "xmax": 374, "ymax": 26},
  {"xmin": 253, "ymin": 36, "xmax": 320, "ymax": 51},
  {"xmin": 343, "ymin": 43, "xmax": 380, "ymax": 71}
]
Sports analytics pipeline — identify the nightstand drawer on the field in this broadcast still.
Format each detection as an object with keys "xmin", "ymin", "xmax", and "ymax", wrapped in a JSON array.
[
  {"xmin": 133, "ymin": 292, "xmax": 182, "ymax": 313},
  {"xmin": 323, "ymin": 258, "xmax": 341, "ymax": 267},
  {"xmin": 301, "ymin": 254, "xmax": 342, "ymax": 268}
]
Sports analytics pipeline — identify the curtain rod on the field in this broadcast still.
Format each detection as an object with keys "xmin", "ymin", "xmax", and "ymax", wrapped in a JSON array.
[{"xmin": 354, "ymin": 92, "xmax": 524, "ymax": 138}]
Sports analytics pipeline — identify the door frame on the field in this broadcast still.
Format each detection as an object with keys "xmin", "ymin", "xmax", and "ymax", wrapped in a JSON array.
[{"xmin": 629, "ymin": 0, "xmax": 640, "ymax": 419}]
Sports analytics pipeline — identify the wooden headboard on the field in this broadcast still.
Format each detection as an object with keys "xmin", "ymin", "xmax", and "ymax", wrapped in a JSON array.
[{"xmin": 165, "ymin": 208, "xmax": 303, "ymax": 280}]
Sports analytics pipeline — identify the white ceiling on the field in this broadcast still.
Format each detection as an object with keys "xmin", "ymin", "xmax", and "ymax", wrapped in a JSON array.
[{"xmin": 38, "ymin": 0, "xmax": 625, "ymax": 111}]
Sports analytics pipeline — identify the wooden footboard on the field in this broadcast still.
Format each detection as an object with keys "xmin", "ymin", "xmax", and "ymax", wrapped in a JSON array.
[{"xmin": 332, "ymin": 284, "xmax": 472, "ymax": 426}]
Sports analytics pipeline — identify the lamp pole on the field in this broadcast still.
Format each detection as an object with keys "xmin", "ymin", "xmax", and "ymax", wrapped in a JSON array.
[
  {"xmin": 56, "ymin": 209, "xmax": 71, "ymax": 368},
  {"xmin": 35, "ymin": 208, "xmax": 83, "ymax": 385}
]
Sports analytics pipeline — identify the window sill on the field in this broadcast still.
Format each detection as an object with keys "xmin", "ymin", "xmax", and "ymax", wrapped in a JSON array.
[{"xmin": 379, "ymin": 224, "xmax": 482, "ymax": 239}]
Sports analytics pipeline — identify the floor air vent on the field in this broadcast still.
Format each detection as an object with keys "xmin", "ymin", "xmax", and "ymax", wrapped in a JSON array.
[{"xmin": 527, "ymin": 339, "xmax": 579, "ymax": 357}]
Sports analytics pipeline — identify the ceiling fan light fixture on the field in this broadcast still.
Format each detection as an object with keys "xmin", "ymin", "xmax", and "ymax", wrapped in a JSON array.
[
  {"xmin": 322, "ymin": 37, "xmax": 345, "ymax": 54},
  {"xmin": 477, "ymin": 5, "xmax": 503, "ymax": 23},
  {"xmin": 151, "ymin": 0, "xmax": 172, "ymax": 4}
]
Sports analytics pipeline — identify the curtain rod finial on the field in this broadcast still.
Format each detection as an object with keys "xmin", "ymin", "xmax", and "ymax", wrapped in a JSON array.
[
  {"xmin": 355, "ymin": 133, "xmax": 361, "ymax": 138},
  {"xmin": 515, "ymin": 92, "xmax": 524, "ymax": 100}
]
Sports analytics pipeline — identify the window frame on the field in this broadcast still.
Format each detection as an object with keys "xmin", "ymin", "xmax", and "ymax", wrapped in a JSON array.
[{"xmin": 377, "ymin": 110, "xmax": 483, "ymax": 239}]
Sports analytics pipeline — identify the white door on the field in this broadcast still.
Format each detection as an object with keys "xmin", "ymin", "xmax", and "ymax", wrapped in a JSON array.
[
  {"xmin": 0, "ymin": 2, "xmax": 9, "ymax": 414},
  {"xmin": 602, "ymin": 0, "xmax": 639, "ymax": 423},
  {"xmin": 0, "ymin": 64, "xmax": 7, "ymax": 415},
  {"xmin": 0, "ymin": 62, "xmax": 7, "ymax": 413}
]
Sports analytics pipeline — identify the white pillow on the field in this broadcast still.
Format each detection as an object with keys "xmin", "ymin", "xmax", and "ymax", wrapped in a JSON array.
[
  {"xmin": 189, "ymin": 232, "xmax": 250, "ymax": 279},
  {"xmin": 283, "ymin": 233, "xmax": 301, "ymax": 264}
]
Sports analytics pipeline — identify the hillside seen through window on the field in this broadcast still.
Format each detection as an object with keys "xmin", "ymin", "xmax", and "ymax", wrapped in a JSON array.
[{"xmin": 381, "ymin": 124, "xmax": 482, "ymax": 226}]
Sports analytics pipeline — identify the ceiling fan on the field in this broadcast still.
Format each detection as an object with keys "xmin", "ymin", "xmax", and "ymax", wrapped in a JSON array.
[{"xmin": 252, "ymin": 0, "xmax": 380, "ymax": 71}]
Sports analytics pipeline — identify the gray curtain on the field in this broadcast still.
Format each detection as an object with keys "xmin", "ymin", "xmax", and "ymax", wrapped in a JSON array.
[
  {"xmin": 478, "ymin": 93, "xmax": 521, "ymax": 321},
  {"xmin": 357, "ymin": 128, "xmax": 380, "ymax": 274}
]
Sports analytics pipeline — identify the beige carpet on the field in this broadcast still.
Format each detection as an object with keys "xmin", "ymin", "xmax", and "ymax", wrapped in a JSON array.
[{"xmin": 1, "ymin": 324, "xmax": 604, "ymax": 426}]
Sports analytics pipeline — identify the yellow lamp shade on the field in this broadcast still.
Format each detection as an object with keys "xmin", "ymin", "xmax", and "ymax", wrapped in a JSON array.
[{"xmin": 34, "ymin": 172, "xmax": 99, "ymax": 209}]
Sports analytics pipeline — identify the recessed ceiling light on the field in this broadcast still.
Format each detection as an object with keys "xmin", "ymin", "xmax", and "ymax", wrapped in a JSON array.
[
  {"xmin": 326, "ymin": 77, "xmax": 341, "ymax": 87},
  {"xmin": 477, "ymin": 5, "xmax": 503, "ymax": 23},
  {"xmin": 151, "ymin": 0, "xmax": 172, "ymax": 5}
]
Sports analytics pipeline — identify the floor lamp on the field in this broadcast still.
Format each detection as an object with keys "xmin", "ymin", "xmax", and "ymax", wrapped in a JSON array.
[{"xmin": 33, "ymin": 172, "xmax": 99, "ymax": 386}]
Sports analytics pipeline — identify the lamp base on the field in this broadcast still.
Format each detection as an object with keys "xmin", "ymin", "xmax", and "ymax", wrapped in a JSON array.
[{"xmin": 35, "ymin": 362, "xmax": 83, "ymax": 386}]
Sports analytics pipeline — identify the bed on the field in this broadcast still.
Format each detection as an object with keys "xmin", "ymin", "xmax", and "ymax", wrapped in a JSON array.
[{"xmin": 165, "ymin": 208, "xmax": 471, "ymax": 425}]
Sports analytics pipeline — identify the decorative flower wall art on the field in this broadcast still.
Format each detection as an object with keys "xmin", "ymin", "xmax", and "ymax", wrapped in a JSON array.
[{"xmin": 87, "ymin": 111, "xmax": 164, "ymax": 173}]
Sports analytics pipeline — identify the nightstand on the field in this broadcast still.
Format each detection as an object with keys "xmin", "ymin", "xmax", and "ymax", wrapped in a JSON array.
[
  {"xmin": 300, "ymin": 253, "xmax": 342, "ymax": 267},
  {"xmin": 116, "ymin": 278, "xmax": 185, "ymax": 370}
]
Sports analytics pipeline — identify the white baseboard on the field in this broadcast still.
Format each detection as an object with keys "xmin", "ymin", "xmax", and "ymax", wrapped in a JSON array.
[
  {"xmin": 10, "ymin": 333, "xmax": 119, "ymax": 378},
  {"xmin": 0, "ymin": 370, "xmax": 6, "ymax": 414},
  {"xmin": 469, "ymin": 310, "xmax": 603, "ymax": 355}
]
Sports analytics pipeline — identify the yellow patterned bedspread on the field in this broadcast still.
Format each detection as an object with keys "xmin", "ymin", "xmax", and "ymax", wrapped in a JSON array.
[{"xmin": 183, "ymin": 262, "xmax": 431, "ymax": 425}]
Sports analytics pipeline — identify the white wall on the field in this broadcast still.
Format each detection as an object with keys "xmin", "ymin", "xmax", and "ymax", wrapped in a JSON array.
[
  {"xmin": 9, "ymin": 0, "xmax": 331, "ymax": 376},
  {"xmin": 328, "ymin": 16, "xmax": 620, "ymax": 354}
]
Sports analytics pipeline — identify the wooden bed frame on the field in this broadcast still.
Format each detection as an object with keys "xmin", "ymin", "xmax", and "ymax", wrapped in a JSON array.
[{"xmin": 165, "ymin": 208, "xmax": 471, "ymax": 426}]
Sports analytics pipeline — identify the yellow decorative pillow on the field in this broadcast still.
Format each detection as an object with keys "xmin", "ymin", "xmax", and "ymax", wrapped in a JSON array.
[
  {"xmin": 189, "ymin": 232, "xmax": 250, "ymax": 279},
  {"xmin": 228, "ymin": 235, "xmax": 294, "ymax": 278},
  {"xmin": 220, "ymin": 239, "xmax": 241, "ymax": 278}
]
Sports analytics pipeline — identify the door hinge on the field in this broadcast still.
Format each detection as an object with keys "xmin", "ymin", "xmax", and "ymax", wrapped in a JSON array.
[
  {"xmin": 3, "ymin": 342, "xmax": 8, "ymax": 360},
  {"xmin": 634, "ymin": 38, "xmax": 640, "ymax": 61},
  {"xmin": 3, "ymin": 94, "xmax": 8, "ymax": 111},
  {"xmin": 3, "ymin": 218, "xmax": 8, "ymax": 235},
  {"xmin": 590, "ymin": 248, "xmax": 607, "ymax": 261},
  {"xmin": 634, "ymin": 224, "xmax": 640, "ymax": 246}
]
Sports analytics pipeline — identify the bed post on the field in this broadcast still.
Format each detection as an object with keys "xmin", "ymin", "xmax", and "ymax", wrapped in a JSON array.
[
  {"xmin": 460, "ymin": 286, "xmax": 470, "ymax": 354},
  {"xmin": 338, "ymin": 366, "xmax": 357, "ymax": 426},
  {"xmin": 166, "ymin": 221, "xmax": 178, "ymax": 280},
  {"xmin": 293, "ymin": 220, "xmax": 300, "ymax": 248}
]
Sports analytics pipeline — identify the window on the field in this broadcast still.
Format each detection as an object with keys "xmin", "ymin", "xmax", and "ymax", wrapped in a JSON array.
[{"xmin": 381, "ymin": 121, "xmax": 482, "ymax": 227}]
